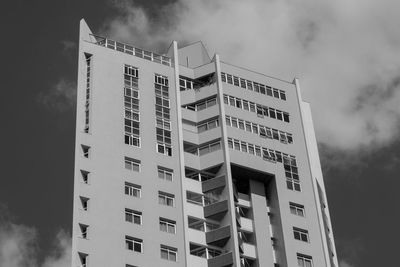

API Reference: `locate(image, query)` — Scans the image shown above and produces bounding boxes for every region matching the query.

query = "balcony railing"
[89,34,172,67]
[184,141,221,156]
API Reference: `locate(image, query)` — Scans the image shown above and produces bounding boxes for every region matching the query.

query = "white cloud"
[0,221,38,267]
[37,79,76,112]
[102,0,400,152]
[340,260,356,267]
[42,230,71,267]
[0,215,71,267]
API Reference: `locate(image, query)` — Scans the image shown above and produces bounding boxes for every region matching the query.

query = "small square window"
[290,202,305,217]
[125,182,141,198]
[161,245,177,261]
[125,208,142,224]
[158,167,173,181]
[126,236,142,253]
[297,253,313,267]
[159,191,174,207]
[160,218,176,234]
[125,157,140,172]
[293,227,309,242]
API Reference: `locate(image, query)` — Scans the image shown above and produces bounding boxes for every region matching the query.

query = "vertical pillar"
[214,55,241,266]
[249,179,276,266]
[172,41,189,266]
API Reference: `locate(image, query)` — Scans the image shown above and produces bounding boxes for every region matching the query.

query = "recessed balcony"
[202,175,226,193]
[204,199,229,220]
[208,251,234,267]
[206,225,231,247]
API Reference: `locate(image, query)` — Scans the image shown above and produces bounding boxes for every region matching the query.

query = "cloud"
[102,0,400,152]
[0,207,71,267]
[340,260,356,267]
[42,230,71,267]
[37,79,76,112]
[60,40,77,52]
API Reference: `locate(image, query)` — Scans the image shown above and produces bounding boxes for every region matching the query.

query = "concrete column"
[250,179,275,266]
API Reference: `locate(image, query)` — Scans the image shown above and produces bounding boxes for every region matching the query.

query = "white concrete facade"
[71,19,338,267]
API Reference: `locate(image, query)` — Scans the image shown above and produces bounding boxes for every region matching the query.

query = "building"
[71,19,338,267]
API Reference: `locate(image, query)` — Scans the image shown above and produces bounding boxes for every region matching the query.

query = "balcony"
[208,251,234,267]
[239,217,254,232]
[180,82,218,105]
[206,225,231,247]
[241,243,257,259]
[238,193,251,208]
[202,175,226,193]
[204,199,229,220]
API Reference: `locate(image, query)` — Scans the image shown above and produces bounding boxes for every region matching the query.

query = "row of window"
[124,65,141,147]
[197,117,219,133]
[84,53,92,133]
[184,140,222,156]
[221,72,286,100]
[225,115,293,144]
[125,208,176,233]
[155,74,173,156]
[223,94,290,123]
[226,137,301,192]
[81,156,172,183]
[125,237,178,261]
[182,96,217,111]
[227,137,295,164]
[124,182,175,206]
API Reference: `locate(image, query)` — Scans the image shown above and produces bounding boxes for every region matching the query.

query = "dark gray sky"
[0,0,399,266]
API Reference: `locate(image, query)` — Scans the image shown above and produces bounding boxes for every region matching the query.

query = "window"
[188,216,219,232]
[280,90,286,100]
[179,76,193,91]
[287,177,301,192]
[273,88,280,98]
[160,218,176,234]
[84,54,92,133]
[285,162,300,191]
[126,236,142,252]
[159,191,174,206]
[283,112,290,122]
[161,245,177,261]
[124,65,139,79]
[293,227,309,242]
[81,145,90,158]
[155,74,172,157]
[78,252,88,267]
[197,118,219,133]
[297,253,313,267]
[221,72,226,82]
[125,209,142,224]
[125,182,141,197]
[158,167,173,181]
[157,143,172,156]
[80,170,89,184]
[80,196,89,211]
[125,157,140,172]
[290,202,305,217]
[155,74,169,86]
[124,73,140,147]
[79,224,88,239]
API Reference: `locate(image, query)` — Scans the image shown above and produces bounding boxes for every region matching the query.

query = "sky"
[0,0,399,266]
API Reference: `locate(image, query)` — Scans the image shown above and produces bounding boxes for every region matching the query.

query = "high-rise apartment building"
[72,19,338,267]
